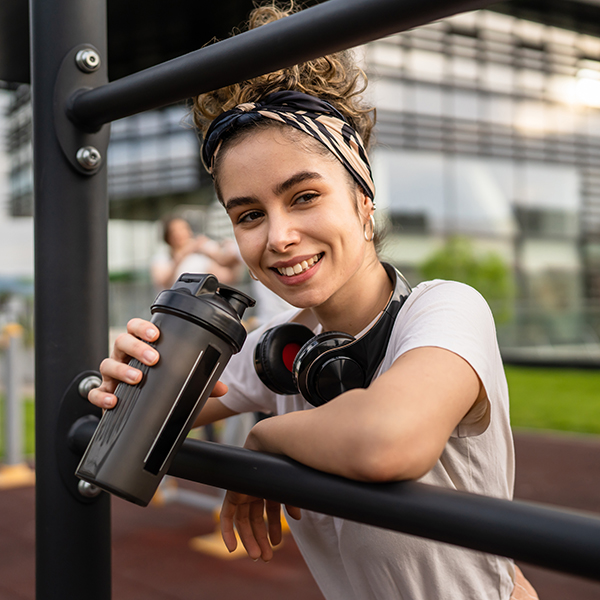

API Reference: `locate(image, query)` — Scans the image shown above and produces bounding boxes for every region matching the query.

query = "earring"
[248,268,259,281]
[363,214,375,242]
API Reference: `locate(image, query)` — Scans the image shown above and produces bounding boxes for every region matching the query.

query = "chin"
[285,290,328,310]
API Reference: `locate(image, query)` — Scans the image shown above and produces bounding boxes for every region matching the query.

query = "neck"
[312,257,393,335]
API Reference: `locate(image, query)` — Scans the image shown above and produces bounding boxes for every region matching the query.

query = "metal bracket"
[56,370,104,503]
[54,43,110,176]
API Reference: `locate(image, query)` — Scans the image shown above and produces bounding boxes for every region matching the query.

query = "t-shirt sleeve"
[218,309,299,415]
[387,280,502,437]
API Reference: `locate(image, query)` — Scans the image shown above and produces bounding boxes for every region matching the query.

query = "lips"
[275,253,323,277]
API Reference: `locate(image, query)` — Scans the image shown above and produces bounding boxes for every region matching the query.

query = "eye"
[294,192,319,205]
[237,209,264,224]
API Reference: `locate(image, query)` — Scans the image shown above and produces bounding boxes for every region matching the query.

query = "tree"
[419,236,514,323]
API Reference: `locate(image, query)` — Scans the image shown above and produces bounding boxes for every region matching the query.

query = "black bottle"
[76,273,255,506]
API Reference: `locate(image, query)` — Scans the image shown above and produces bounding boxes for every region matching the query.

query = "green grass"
[506,366,600,435]
[0,397,35,459]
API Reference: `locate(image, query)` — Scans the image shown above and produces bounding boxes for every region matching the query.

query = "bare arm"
[220,345,485,561]
[243,346,484,482]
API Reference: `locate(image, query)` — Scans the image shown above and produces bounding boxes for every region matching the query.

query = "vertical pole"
[5,324,24,466]
[29,0,111,597]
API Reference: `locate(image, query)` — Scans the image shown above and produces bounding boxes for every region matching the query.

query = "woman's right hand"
[88,318,160,410]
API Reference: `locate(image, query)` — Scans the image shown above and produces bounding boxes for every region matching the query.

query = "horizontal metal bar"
[69,0,494,131]
[168,439,600,583]
[69,421,600,582]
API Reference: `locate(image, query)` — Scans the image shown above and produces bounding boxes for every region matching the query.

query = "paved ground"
[1,431,599,600]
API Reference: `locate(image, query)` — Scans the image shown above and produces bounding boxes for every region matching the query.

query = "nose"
[266,209,301,254]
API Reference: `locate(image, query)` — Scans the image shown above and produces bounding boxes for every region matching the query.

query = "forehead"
[217,128,344,191]
[168,218,187,230]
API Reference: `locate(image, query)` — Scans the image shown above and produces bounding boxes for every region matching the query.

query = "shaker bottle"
[76,273,255,506]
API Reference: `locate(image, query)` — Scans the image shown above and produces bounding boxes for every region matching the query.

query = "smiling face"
[216,126,379,314]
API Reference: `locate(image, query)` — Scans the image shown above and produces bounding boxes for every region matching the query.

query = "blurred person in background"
[151,215,241,289]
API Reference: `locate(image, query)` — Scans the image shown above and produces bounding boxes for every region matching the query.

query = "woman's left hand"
[220,431,301,561]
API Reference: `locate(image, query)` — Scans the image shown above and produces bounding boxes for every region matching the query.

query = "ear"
[356,186,374,221]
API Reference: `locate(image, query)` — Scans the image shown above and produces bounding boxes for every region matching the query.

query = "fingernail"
[126,369,139,383]
[146,328,157,340]
[143,349,158,363]
[103,396,114,409]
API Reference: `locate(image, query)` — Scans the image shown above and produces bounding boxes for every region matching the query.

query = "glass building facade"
[362,9,600,350]
[4,5,600,351]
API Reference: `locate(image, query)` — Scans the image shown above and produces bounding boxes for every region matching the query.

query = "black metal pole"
[164,439,600,583]
[30,0,111,597]
[68,0,494,132]
[67,421,600,582]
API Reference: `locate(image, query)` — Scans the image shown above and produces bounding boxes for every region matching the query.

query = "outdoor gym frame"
[30,0,600,598]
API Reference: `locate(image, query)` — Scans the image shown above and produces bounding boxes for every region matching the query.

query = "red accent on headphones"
[282,343,301,372]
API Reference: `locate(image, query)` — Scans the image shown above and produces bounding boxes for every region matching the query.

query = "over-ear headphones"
[253,263,411,407]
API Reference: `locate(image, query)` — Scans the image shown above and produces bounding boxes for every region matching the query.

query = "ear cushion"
[254,323,314,395]
[294,331,358,406]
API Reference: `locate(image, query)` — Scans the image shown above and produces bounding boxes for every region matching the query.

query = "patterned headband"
[201,90,375,200]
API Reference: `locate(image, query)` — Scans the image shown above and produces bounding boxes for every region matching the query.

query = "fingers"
[88,378,119,409]
[211,380,229,398]
[88,318,160,410]
[247,499,274,561]
[220,494,239,554]
[121,318,159,352]
[266,500,283,546]
[112,320,159,370]
[221,494,266,560]
[285,505,302,521]
[112,333,159,366]
[220,492,276,562]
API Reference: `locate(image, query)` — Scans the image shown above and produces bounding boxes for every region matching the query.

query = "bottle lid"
[151,274,255,352]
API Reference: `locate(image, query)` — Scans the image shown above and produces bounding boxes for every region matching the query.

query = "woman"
[89,4,537,599]
[151,215,241,289]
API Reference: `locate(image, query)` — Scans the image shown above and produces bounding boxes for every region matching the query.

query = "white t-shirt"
[151,247,213,288]
[220,280,516,600]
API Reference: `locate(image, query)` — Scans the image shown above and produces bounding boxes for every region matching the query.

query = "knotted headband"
[201,90,375,200]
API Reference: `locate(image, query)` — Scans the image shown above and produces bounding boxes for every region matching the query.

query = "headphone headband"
[293,263,411,404]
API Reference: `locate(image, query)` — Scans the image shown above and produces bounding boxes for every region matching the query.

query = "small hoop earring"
[363,214,375,242]
[248,268,259,281]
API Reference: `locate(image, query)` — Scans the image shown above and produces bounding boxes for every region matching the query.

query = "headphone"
[253,263,411,407]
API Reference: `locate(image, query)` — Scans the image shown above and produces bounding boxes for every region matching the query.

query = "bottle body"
[76,274,254,507]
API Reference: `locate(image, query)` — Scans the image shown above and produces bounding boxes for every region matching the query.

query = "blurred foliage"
[0,397,35,459]
[109,270,138,283]
[419,236,515,323]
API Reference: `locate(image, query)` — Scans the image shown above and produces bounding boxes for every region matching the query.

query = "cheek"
[232,229,262,267]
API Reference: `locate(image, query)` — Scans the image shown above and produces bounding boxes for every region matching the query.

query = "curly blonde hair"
[192,1,376,150]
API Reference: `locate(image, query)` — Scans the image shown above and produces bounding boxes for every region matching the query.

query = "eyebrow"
[224,195,258,213]
[273,171,324,196]
[224,171,324,213]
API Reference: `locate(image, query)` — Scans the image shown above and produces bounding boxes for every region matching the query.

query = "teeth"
[277,254,321,277]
